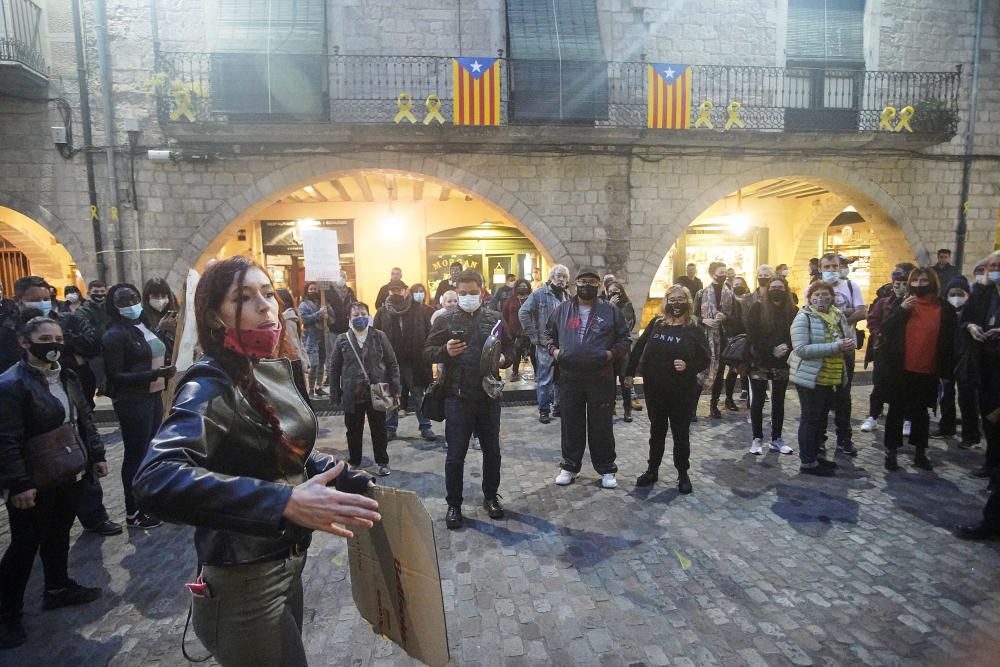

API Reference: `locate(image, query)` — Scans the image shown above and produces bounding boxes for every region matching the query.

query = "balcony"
[0,0,47,95]
[152,53,961,151]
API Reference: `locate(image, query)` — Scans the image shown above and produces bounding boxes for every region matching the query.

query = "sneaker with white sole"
[750,438,764,455]
[601,473,618,489]
[555,470,576,486]
[903,420,912,437]
[770,438,794,455]
[861,416,877,432]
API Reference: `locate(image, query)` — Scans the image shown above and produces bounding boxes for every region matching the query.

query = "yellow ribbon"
[894,105,914,132]
[89,205,98,220]
[394,93,417,124]
[694,100,714,129]
[111,206,119,222]
[963,200,969,215]
[879,106,897,131]
[423,94,445,125]
[169,87,196,123]
[724,100,745,130]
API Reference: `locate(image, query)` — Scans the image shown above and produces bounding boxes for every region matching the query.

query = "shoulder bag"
[23,398,87,489]
[347,332,398,412]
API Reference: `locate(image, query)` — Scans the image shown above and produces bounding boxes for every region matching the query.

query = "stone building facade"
[0,0,998,311]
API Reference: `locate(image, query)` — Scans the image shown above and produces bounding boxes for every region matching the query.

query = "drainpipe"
[94,0,126,283]
[71,0,106,283]
[954,0,984,271]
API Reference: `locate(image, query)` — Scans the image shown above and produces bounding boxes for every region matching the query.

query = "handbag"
[721,333,749,365]
[421,375,447,422]
[348,332,399,413]
[23,420,87,489]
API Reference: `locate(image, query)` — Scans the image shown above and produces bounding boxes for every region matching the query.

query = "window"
[210,0,327,118]
[787,0,865,67]
[506,0,608,123]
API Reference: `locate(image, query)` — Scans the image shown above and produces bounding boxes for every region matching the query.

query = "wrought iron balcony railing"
[152,53,960,135]
[0,0,45,74]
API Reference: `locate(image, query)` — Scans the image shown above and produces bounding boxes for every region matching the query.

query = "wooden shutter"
[787,0,864,65]
[506,0,608,123]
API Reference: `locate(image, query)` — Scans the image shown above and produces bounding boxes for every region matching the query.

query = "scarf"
[810,306,844,386]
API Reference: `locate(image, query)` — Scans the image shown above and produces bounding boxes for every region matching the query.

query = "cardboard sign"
[348,486,449,667]
[302,228,340,282]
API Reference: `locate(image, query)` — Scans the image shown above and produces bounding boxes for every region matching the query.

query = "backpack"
[721,333,749,365]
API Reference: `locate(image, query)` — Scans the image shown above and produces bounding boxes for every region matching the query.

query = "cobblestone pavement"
[2,388,999,667]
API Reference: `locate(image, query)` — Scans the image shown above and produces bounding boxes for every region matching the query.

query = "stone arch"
[0,193,95,282]
[634,161,926,307]
[166,154,571,287]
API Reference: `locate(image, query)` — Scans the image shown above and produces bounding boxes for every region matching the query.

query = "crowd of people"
[0,246,998,660]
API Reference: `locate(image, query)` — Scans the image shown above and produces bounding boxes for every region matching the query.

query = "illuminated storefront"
[425,224,545,298]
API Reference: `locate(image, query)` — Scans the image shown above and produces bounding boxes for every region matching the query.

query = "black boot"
[623,407,633,423]
[709,402,722,419]
[0,614,26,649]
[725,397,739,412]
[678,471,693,494]
[885,449,900,471]
[913,448,933,471]
[636,469,658,487]
[445,506,463,530]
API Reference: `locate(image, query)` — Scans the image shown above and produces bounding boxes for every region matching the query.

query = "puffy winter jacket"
[788,306,851,389]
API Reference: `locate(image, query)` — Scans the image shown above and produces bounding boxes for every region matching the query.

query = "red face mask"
[223,327,280,360]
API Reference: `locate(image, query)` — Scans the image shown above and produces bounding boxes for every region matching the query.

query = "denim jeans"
[114,393,163,516]
[534,347,559,414]
[75,473,110,528]
[444,397,501,507]
[939,378,981,442]
[796,384,835,466]
[833,350,855,446]
[385,365,430,433]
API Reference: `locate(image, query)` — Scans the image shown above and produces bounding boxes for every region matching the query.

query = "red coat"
[503,294,525,337]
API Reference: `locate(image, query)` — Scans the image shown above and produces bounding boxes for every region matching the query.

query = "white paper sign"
[302,228,341,282]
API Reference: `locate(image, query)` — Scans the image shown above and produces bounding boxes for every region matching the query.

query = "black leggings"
[749,376,788,440]
[645,383,694,471]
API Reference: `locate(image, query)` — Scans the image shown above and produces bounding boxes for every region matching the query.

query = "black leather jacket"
[133,355,369,566]
[0,360,105,495]
[102,321,165,401]
[424,306,513,401]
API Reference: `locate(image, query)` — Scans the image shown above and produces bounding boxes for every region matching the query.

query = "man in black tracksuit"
[543,266,631,489]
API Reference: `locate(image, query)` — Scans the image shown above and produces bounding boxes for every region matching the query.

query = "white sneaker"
[861,417,877,433]
[472,437,481,450]
[903,420,912,437]
[770,438,794,455]
[555,470,576,486]
[750,438,764,455]
[601,473,618,489]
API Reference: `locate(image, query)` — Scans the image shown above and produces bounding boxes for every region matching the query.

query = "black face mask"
[389,294,405,306]
[714,274,727,284]
[91,294,106,303]
[29,341,64,363]
[768,290,786,303]
[577,285,599,301]
[734,286,749,296]
[911,285,933,298]
[550,283,565,296]
[668,303,689,317]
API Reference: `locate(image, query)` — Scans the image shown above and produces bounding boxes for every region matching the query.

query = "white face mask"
[458,294,480,313]
[779,270,789,277]
[947,296,967,308]
[66,293,80,303]
[149,297,169,312]
[975,274,987,285]
[839,268,850,279]
[335,276,346,287]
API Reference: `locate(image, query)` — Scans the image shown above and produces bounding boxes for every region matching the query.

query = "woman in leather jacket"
[102,283,175,530]
[0,315,107,648]
[133,257,380,667]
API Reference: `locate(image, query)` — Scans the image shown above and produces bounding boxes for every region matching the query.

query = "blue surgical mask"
[351,316,369,331]
[822,271,840,283]
[412,291,425,303]
[989,271,1000,284]
[119,303,143,320]
[26,300,52,316]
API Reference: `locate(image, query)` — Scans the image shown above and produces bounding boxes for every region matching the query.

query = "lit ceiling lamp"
[842,205,857,213]
[724,188,751,235]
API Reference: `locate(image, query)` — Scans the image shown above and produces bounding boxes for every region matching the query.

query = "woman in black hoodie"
[745,276,797,455]
[625,285,710,493]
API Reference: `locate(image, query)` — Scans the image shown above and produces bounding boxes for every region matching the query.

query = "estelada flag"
[453,57,501,126]
[647,64,691,129]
